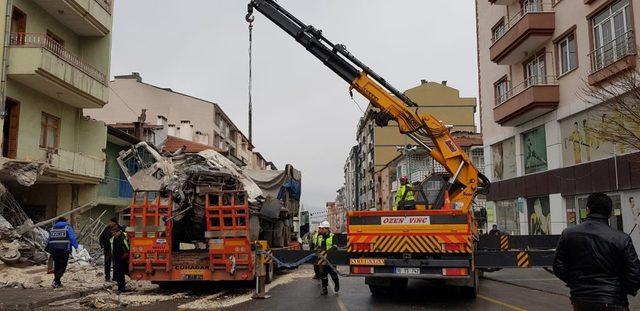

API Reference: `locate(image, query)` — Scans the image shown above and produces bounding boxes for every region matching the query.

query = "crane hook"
[246,3,255,24]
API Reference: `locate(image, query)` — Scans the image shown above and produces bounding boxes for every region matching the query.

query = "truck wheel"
[459,270,479,299]
[249,215,260,242]
[265,261,274,284]
[368,284,390,296]
[392,278,408,292]
[0,246,21,264]
[274,220,285,248]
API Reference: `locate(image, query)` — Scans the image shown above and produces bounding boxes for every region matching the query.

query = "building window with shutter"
[40,113,60,150]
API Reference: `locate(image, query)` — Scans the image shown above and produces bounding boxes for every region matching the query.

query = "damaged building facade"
[85,73,273,171]
[0,0,114,223]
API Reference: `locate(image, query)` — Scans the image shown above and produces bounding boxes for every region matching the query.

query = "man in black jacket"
[554,193,640,311]
[110,226,130,293]
[99,218,119,282]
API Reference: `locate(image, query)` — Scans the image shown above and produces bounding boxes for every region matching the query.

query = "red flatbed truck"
[126,190,274,285]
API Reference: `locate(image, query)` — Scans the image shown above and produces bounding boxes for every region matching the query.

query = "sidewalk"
[482,268,640,309]
[0,287,101,310]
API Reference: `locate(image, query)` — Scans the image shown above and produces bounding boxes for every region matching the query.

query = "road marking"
[478,294,527,311]
[336,294,348,311]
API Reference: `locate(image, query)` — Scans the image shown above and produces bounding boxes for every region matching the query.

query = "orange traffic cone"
[443,191,451,210]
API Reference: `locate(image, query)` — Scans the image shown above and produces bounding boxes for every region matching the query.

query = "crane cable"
[247,14,255,143]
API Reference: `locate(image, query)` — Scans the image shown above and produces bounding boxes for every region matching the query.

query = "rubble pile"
[0,192,49,265]
[74,291,187,309]
[0,261,157,291]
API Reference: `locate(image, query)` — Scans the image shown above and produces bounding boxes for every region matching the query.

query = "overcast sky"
[110,0,478,214]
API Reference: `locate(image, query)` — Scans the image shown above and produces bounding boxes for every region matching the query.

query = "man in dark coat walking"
[99,218,120,282]
[554,193,640,310]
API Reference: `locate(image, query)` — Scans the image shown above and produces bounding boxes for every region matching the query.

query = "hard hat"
[400,176,408,182]
[319,221,330,229]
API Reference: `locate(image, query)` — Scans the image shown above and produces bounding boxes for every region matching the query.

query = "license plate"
[395,267,420,275]
[183,274,204,280]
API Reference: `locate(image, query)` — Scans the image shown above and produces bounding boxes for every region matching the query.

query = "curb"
[481,276,570,298]
[0,287,103,311]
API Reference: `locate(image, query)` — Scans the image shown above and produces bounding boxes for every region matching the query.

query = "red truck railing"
[128,192,172,273]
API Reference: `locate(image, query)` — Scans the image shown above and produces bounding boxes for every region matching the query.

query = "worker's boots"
[320,286,328,296]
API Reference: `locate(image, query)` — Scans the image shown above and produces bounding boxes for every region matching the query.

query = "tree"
[580,67,640,151]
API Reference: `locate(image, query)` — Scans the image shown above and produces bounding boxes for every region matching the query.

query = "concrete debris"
[48,298,80,307]
[0,261,156,291]
[0,192,49,265]
[2,162,47,187]
[116,141,302,248]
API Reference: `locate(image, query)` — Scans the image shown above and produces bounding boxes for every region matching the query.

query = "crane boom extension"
[247,0,489,212]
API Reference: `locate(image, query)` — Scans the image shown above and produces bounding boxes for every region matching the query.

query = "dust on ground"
[178,266,316,309]
[0,261,156,291]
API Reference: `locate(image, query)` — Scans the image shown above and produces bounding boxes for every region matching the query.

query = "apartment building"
[343,145,360,211]
[0,0,113,222]
[355,81,477,210]
[86,73,270,170]
[477,0,640,243]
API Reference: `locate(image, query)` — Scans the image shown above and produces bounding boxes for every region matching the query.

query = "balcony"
[489,0,518,5]
[494,76,559,126]
[32,0,112,36]
[490,3,555,65]
[8,33,109,108]
[588,30,637,85]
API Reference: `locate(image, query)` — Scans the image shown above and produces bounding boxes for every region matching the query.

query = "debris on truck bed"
[117,142,301,249]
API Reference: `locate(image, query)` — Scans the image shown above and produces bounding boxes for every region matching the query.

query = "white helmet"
[319,220,330,229]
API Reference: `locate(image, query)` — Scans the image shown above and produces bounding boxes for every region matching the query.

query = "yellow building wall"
[372,82,477,171]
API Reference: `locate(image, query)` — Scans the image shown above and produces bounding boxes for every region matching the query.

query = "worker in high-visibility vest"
[316,221,339,295]
[110,226,130,293]
[393,176,415,211]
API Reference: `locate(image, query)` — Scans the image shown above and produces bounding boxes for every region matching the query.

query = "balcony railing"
[491,1,554,44]
[495,75,558,106]
[589,30,636,74]
[10,33,108,85]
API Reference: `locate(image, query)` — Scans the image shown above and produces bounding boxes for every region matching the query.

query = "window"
[591,0,632,71]
[494,77,509,105]
[492,21,505,42]
[524,54,546,87]
[46,30,64,46]
[40,113,60,149]
[522,126,548,174]
[558,33,577,75]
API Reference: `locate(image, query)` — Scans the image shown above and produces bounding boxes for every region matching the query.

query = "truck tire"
[273,220,285,248]
[282,222,290,247]
[459,270,479,299]
[367,278,407,296]
[249,215,260,242]
[368,284,389,296]
[265,261,274,284]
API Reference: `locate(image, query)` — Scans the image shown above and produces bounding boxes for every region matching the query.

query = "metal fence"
[495,75,558,107]
[9,32,108,85]
[589,30,636,74]
[491,1,554,44]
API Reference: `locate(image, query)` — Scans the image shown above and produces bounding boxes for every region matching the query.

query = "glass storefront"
[566,194,623,231]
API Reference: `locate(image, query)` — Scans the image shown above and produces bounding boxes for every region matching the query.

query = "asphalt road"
[119,267,573,311]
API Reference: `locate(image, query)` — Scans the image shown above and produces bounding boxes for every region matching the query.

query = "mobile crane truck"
[246,0,491,298]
